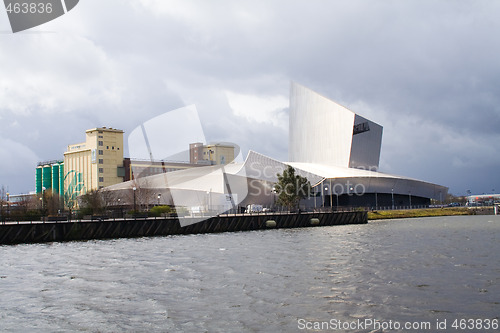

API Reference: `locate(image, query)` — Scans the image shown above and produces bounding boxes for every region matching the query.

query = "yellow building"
[190,143,235,165]
[203,144,235,165]
[64,127,125,200]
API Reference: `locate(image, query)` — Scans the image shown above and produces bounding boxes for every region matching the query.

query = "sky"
[0,0,499,196]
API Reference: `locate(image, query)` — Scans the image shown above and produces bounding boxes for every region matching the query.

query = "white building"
[104,82,448,220]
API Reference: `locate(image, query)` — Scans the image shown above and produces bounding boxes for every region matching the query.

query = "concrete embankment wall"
[0,211,367,245]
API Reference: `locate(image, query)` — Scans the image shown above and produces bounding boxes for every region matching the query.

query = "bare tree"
[100,188,120,209]
[79,189,104,216]
[133,178,157,211]
[43,189,62,216]
[0,185,7,222]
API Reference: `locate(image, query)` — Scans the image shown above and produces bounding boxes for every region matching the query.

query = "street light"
[118,198,122,218]
[312,186,317,210]
[335,190,339,211]
[272,186,276,209]
[409,191,412,209]
[40,186,46,220]
[323,185,328,208]
[157,193,161,206]
[391,188,394,210]
[329,179,333,209]
[206,190,211,213]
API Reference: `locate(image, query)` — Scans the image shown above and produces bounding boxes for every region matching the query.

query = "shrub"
[150,205,172,216]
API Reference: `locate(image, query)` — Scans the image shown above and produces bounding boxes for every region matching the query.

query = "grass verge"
[367,207,473,220]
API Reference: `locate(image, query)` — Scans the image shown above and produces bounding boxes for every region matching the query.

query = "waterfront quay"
[0,211,367,245]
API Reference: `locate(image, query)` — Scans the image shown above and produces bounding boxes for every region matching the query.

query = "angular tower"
[288,82,383,170]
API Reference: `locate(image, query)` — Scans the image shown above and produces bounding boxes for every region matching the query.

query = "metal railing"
[1,203,476,225]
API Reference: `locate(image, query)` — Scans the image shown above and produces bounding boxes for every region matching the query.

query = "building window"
[99,177,104,183]
[98,159,103,164]
[106,146,109,149]
[98,135,103,139]
[98,150,103,155]
[98,141,103,146]
[99,168,104,173]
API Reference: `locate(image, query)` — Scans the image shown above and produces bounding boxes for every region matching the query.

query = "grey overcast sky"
[1,0,499,196]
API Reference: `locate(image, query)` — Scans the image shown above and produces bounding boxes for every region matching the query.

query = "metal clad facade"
[349,115,383,170]
[289,82,355,167]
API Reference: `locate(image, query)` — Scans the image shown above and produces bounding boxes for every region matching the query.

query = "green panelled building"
[35,161,64,196]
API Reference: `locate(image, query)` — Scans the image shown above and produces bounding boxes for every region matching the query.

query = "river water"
[1,215,499,332]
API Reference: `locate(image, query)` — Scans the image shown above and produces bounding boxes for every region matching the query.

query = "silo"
[36,166,43,193]
[59,163,64,197]
[51,164,60,195]
[42,165,52,192]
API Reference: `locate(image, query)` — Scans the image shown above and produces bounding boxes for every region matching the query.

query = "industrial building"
[466,194,500,206]
[33,82,448,218]
[63,127,125,192]
[35,160,64,196]
[36,126,235,208]
[125,143,235,180]
[103,82,448,223]
[189,142,235,166]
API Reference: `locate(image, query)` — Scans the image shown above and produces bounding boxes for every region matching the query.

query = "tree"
[0,185,7,222]
[79,189,104,216]
[42,189,62,216]
[275,166,311,211]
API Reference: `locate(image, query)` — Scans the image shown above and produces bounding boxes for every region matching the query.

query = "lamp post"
[409,191,412,209]
[312,186,316,210]
[118,198,122,218]
[375,191,378,210]
[133,187,137,215]
[272,186,276,210]
[206,190,211,214]
[157,193,161,206]
[329,179,333,209]
[323,185,328,209]
[40,187,46,221]
[336,191,339,211]
[391,188,394,210]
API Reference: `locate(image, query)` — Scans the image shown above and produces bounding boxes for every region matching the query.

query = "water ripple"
[0,215,499,332]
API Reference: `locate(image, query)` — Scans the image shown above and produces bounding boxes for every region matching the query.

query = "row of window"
[132,167,184,175]
[98,141,120,150]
